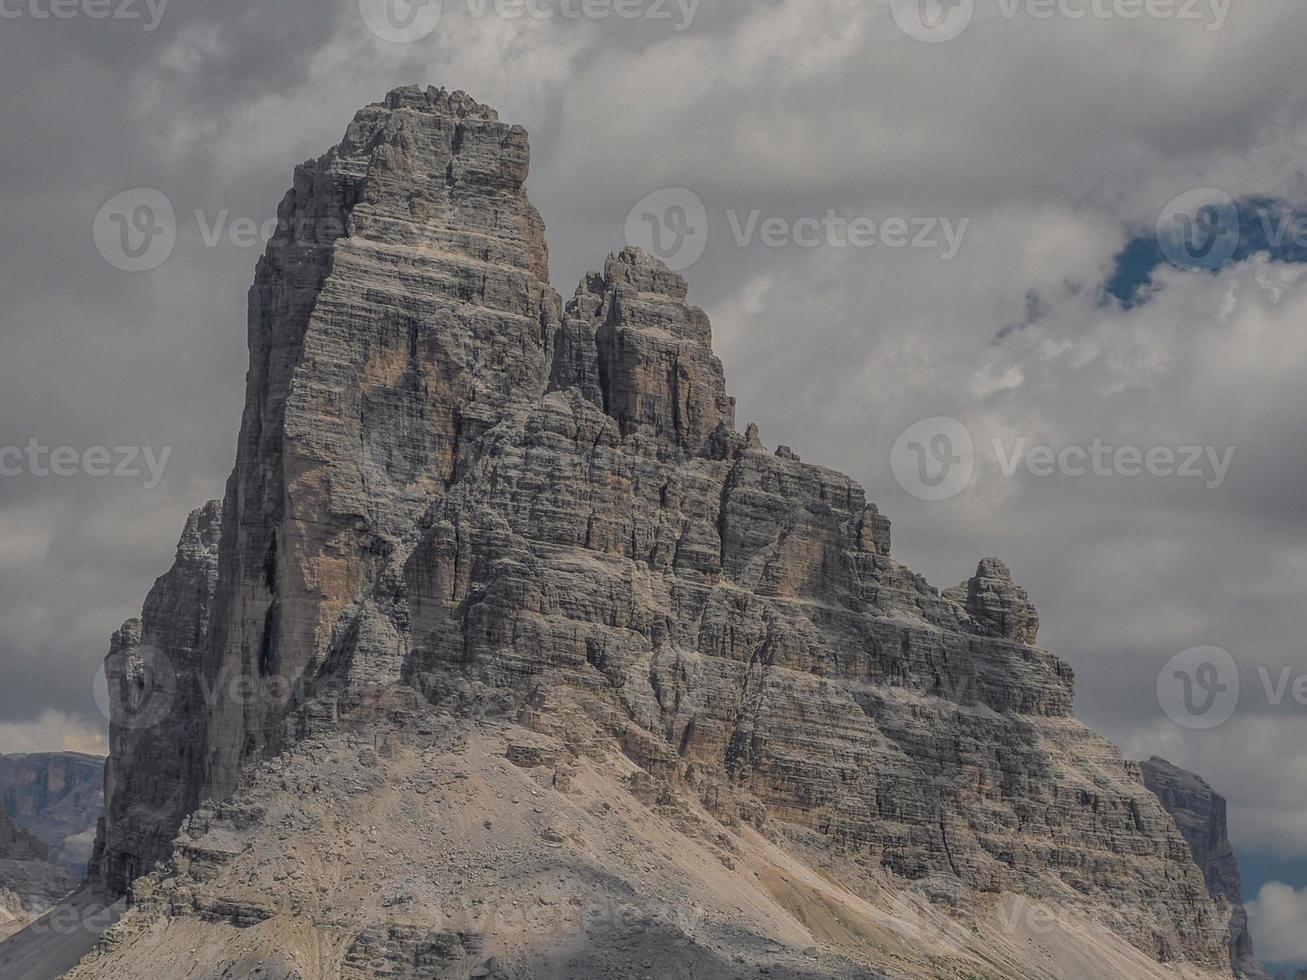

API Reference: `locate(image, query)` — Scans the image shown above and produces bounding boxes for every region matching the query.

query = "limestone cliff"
[1143,757,1265,979]
[83,86,1234,978]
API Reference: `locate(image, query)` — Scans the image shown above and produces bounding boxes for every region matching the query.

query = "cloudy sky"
[2,0,1307,969]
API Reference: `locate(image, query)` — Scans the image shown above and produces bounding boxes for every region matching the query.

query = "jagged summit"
[380,84,503,120]
[72,88,1240,979]
[944,557,1041,646]
[550,246,736,451]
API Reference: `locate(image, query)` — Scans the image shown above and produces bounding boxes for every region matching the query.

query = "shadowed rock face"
[0,805,72,939]
[1142,757,1265,979]
[0,753,104,878]
[0,810,47,864]
[92,501,221,892]
[89,85,1230,972]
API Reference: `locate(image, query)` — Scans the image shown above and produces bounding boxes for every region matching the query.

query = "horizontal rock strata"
[87,85,1232,975]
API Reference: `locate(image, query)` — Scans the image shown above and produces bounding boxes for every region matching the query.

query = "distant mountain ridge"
[0,753,104,878]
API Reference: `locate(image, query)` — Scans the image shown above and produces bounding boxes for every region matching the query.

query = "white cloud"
[1248,882,1307,964]
[0,710,106,757]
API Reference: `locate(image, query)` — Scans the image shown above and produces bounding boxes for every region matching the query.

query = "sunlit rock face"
[89,86,1231,973]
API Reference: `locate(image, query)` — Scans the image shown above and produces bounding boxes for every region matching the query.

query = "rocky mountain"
[1142,757,1267,980]
[0,754,105,878]
[0,804,72,941]
[61,85,1241,978]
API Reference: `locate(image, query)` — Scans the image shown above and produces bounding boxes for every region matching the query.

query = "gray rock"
[0,753,104,878]
[943,557,1040,645]
[1142,756,1268,979]
[86,86,1231,974]
[92,500,221,893]
[0,805,73,937]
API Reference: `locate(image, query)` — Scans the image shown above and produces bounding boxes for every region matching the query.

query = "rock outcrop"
[943,558,1041,646]
[93,500,221,893]
[0,753,104,878]
[79,86,1235,978]
[1142,757,1265,979]
[0,806,72,940]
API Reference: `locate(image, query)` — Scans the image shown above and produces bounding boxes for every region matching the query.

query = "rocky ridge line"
[84,85,1234,977]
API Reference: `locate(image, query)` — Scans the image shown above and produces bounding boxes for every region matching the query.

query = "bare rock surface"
[56,85,1240,978]
[0,753,105,878]
[1142,756,1267,979]
[68,697,1230,980]
[943,558,1041,646]
[0,804,73,940]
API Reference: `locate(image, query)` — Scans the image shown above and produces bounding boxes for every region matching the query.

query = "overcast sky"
[2,0,1307,969]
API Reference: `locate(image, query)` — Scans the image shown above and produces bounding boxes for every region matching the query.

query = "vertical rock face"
[89,86,1232,972]
[0,753,104,877]
[94,86,561,895]
[93,501,221,892]
[203,82,558,796]
[1142,756,1264,978]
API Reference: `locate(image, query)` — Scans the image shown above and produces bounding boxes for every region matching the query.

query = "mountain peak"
[77,89,1234,979]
